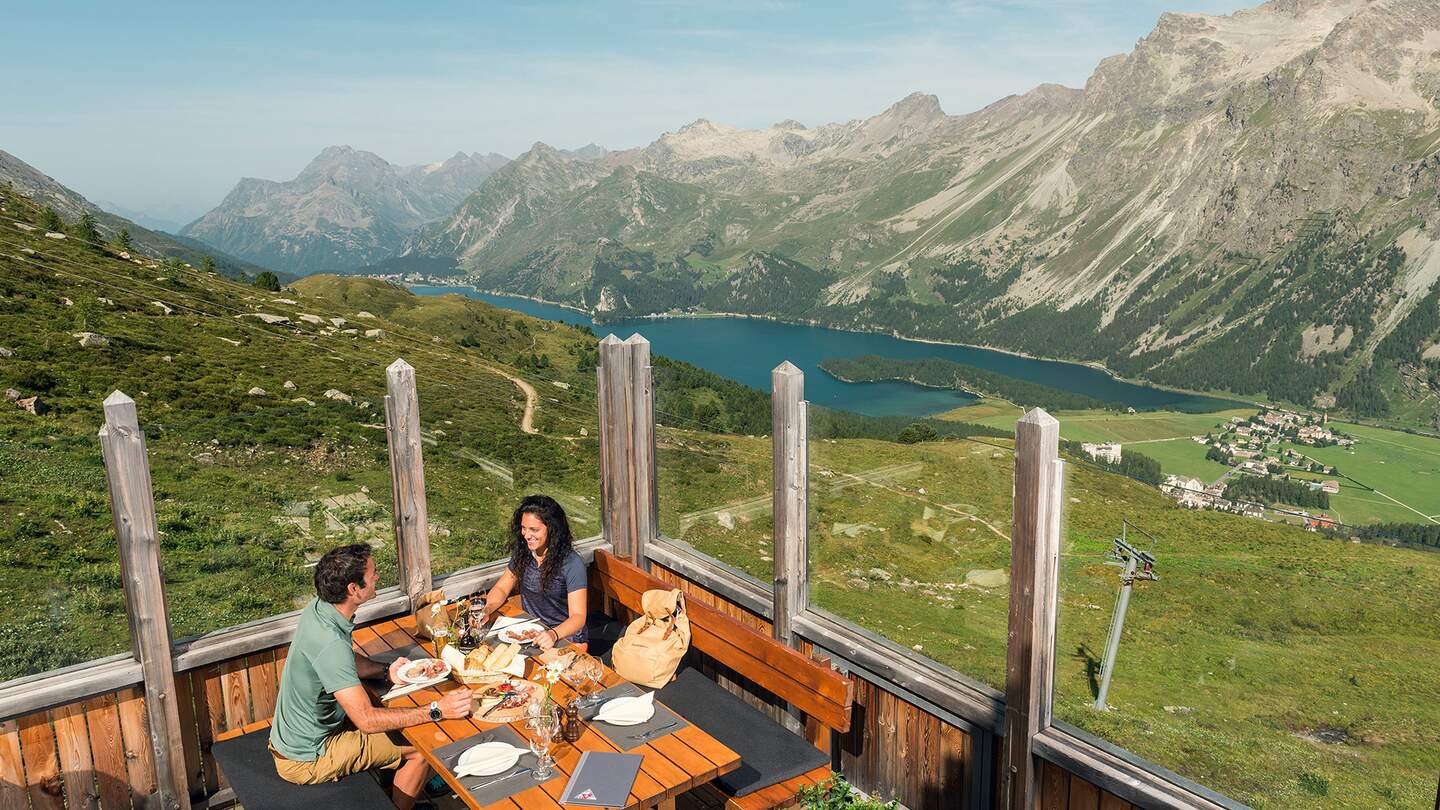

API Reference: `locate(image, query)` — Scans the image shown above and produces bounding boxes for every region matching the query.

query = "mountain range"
[180,146,511,274]
[0,148,273,280]
[381,0,1440,418]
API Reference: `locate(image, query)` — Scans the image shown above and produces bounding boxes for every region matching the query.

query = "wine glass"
[572,656,605,709]
[528,713,559,781]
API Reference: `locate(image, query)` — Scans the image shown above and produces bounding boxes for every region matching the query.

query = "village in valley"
[1083,406,1356,530]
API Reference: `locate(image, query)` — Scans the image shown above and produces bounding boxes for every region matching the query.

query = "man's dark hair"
[315,544,372,604]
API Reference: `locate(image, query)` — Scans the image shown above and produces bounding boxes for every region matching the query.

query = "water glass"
[573,656,605,709]
[528,714,558,781]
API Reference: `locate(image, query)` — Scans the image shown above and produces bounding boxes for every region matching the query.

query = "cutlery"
[465,766,532,790]
[628,721,678,742]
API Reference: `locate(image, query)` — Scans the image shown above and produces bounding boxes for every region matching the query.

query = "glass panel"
[808,424,1015,691]
[0,430,132,678]
[416,348,602,575]
[1054,463,1440,808]
[653,362,775,583]
[145,371,397,645]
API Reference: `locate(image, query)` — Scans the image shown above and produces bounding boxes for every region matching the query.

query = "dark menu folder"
[559,751,643,806]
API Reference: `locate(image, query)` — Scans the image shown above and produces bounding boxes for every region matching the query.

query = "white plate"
[456,741,521,777]
[398,658,452,684]
[594,695,655,726]
[496,622,547,645]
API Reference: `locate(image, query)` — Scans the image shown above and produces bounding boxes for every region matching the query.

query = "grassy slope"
[4,194,1438,807]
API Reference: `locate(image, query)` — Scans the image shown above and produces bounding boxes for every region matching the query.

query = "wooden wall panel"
[218,658,253,731]
[53,701,99,810]
[246,650,279,721]
[191,666,227,792]
[1037,759,1138,810]
[81,693,131,809]
[116,686,160,809]
[173,668,206,801]
[0,719,26,810]
[17,711,64,810]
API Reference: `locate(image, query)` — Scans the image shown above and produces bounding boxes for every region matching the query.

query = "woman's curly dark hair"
[508,494,574,588]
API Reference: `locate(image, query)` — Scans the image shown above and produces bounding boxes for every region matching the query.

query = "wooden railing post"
[771,361,808,647]
[1002,409,1063,810]
[626,334,658,569]
[384,359,432,608]
[99,392,191,810]
[598,335,634,560]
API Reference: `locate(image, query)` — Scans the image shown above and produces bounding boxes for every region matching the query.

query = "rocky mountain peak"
[772,119,807,131]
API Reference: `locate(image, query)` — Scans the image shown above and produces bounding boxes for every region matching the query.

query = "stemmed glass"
[571,655,606,709]
[527,712,559,781]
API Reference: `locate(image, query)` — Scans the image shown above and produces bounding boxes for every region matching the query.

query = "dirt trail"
[480,363,539,434]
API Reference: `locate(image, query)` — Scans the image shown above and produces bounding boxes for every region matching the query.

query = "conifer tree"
[201,255,216,274]
[40,206,64,232]
[254,271,281,292]
[109,228,133,251]
[73,213,102,250]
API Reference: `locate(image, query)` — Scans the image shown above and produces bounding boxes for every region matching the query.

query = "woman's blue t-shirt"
[513,549,588,643]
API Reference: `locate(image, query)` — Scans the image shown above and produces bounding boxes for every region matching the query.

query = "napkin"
[592,691,655,725]
[454,741,525,777]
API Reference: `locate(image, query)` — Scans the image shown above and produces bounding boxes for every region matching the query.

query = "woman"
[479,494,588,652]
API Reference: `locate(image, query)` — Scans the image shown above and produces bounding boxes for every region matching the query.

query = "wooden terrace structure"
[0,335,1258,809]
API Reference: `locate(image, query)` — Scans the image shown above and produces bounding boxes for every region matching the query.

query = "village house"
[1081,442,1122,464]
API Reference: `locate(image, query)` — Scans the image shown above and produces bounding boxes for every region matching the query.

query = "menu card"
[559,751,642,806]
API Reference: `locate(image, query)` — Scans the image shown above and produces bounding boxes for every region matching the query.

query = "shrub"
[798,776,897,810]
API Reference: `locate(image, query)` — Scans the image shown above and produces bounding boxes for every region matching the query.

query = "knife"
[465,766,532,790]
[629,721,678,742]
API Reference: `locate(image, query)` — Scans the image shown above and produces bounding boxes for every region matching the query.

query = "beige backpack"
[611,589,690,688]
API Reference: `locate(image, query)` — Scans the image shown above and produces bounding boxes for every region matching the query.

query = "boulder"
[329,317,347,327]
[73,332,109,348]
[162,355,173,363]
[248,313,290,325]
[340,328,358,335]
[283,380,297,390]
[44,232,66,240]
[151,301,174,316]
[16,396,46,416]
[3,389,19,401]
[364,329,384,339]
[13,222,34,232]
[20,248,34,255]
[96,298,114,306]
[272,298,299,305]
[291,397,316,406]
[323,389,353,404]
[119,251,131,259]
[298,314,325,325]
[0,347,13,358]
[248,387,268,397]
[61,297,73,307]
[354,311,376,319]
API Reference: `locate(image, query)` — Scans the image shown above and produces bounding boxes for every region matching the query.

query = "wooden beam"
[98,391,191,810]
[645,539,775,619]
[1002,408,1062,810]
[627,333,658,569]
[384,359,432,609]
[771,361,808,646]
[1032,727,1236,810]
[598,335,634,560]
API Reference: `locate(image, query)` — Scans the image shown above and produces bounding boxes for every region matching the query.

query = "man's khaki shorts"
[272,729,406,784]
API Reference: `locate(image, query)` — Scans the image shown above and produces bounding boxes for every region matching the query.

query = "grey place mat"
[581,682,688,751]
[432,725,540,805]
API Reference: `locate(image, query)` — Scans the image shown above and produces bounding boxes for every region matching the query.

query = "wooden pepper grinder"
[560,703,583,743]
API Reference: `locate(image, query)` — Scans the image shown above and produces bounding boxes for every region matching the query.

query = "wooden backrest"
[590,550,853,733]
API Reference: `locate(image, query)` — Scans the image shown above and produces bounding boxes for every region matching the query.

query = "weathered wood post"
[98,392,191,810]
[384,359,432,608]
[626,334,658,569]
[771,361,808,647]
[1002,409,1063,810]
[597,335,634,560]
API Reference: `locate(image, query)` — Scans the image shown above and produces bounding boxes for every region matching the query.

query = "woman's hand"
[535,628,559,650]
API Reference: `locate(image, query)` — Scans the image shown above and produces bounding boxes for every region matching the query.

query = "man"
[270,543,471,809]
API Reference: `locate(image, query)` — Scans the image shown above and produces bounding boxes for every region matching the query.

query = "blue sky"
[0,0,1250,223]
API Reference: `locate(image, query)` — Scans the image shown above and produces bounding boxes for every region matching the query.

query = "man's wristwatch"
[428,700,442,722]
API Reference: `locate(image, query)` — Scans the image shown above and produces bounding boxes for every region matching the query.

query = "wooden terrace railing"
[0,337,1256,810]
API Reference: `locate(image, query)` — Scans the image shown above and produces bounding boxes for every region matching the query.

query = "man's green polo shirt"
[269,597,362,760]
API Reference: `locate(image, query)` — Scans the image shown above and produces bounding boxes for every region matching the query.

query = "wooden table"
[353,608,740,810]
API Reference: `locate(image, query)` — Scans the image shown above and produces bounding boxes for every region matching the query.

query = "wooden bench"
[590,550,854,810]
[211,720,393,809]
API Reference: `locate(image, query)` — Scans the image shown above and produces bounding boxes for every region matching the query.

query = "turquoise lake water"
[412,285,1241,418]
